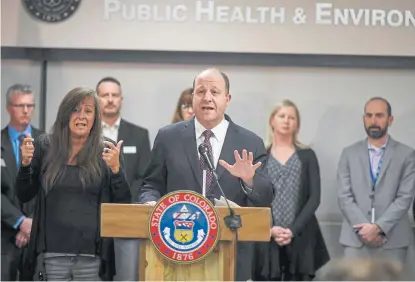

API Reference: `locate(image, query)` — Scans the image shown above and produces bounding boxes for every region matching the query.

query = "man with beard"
[337,97,415,264]
[96,77,151,281]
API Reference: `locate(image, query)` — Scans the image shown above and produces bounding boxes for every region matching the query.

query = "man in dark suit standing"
[1,84,44,281]
[139,68,274,281]
[96,77,151,281]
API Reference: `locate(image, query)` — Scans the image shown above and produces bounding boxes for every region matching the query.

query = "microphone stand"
[198,143,242,280]
[199,144,242,231]
[209,169,241,281]
[210,169,242,232]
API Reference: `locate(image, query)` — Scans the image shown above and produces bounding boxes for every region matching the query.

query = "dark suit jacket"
[252,148,330,280]
[138,115,274,281]
[116,119,151,202]
[1,126,43,245]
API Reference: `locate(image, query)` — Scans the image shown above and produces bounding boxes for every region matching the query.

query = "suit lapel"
[181,119,203,190]
[1,128,18,179]
[216,121,238,181]
[359,140,372,190]
[376,138,395,185]
[117,119,129,143]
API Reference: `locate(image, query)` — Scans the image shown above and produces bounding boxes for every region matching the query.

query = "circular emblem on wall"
[148,191,220,264]
[22,0,81,23]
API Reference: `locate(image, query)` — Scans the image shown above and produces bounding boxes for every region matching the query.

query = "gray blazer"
[337,137,415,249]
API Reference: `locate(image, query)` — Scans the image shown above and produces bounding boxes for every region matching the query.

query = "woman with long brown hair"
[16,87,131,281]
[171,87,194,123]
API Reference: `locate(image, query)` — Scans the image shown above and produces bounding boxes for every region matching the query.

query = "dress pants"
[344,245,408,264]
[1,241,20,281]
[113,238,140,281]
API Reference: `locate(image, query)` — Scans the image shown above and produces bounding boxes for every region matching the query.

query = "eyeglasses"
[10,103,35,109]
[181,104,192,110]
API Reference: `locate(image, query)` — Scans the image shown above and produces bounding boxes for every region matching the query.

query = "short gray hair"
[6,84,34,105]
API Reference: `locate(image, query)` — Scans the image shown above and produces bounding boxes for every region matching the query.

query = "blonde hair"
[266,99,307,150]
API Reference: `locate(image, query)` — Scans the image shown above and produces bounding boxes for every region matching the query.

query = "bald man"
[139,68,273,281]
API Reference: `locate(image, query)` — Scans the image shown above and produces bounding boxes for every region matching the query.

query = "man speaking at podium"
[138,68,273,281]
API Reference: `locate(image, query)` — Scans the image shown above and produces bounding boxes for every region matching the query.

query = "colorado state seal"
[22,0,82,23]
[149,191,220,264]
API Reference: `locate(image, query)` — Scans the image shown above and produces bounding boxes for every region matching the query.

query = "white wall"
[1,59,42,129]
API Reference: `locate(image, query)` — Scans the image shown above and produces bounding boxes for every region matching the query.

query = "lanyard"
[368,148,385,188]
[368,140,387,223]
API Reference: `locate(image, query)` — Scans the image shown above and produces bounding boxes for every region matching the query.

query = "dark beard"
[365,126,388,139]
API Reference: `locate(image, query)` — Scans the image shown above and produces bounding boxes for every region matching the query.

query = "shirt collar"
[368,135,389,151]
[102,117,121,129]
[194,117,229,143]
[8,124,32,141]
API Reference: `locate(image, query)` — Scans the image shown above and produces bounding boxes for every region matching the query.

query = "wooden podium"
[101,204,271,281]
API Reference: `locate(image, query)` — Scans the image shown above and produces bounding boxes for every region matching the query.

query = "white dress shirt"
[194,117,252,195]
[194,117,229,169]
[102,117,121,142]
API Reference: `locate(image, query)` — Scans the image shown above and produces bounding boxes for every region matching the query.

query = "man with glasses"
[1,84,44,281]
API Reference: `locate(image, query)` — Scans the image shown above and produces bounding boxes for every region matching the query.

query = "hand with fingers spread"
[218,149,262,187]
[102,140,123,174]
[21,133,35,167]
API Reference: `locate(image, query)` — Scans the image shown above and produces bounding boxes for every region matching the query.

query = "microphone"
[198,144,242,232]
[198,143,215,172]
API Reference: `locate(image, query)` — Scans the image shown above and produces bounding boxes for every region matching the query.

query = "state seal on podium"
[148,191,220,264]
